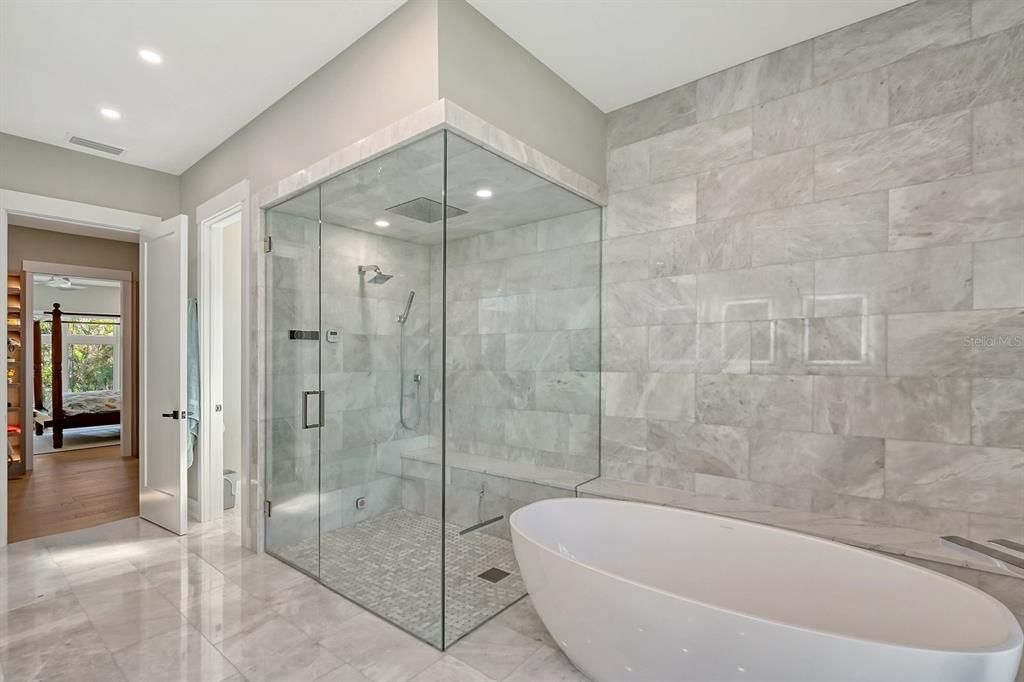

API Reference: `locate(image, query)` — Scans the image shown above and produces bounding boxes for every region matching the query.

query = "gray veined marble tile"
[885,440,1024,517]
[748,193,889,267]
[607,81,697,150]
[535,209,601,251]
[814,110,972,200]
[973,378,1024,447]
[601,415,648,463]
[648,324,698,372]
[603,275,697,327]
[506,332,569,371]
[976,239,1024,310]
[696,41,813,121]
[602,371,695,422]
[535,372,599,414]
[813,245,973,317]
[649,109,753,180]
[649,219,752,277]
[698,148,814,221]
[696,321,751,374]
[889,25,1024,124]
[605,175,697,238]
[812,375,972,443]
[753,70,889,155]
[647,420,749,479]
[694,473,815,511]
[601,233,652,284]
[889,168,1024,250]
[807,315,887,376]
[697,262,813,322]
[749,429,885,498]
[535,287,599,331]
[505,410,570,453]
[974,98,1024,172]
[696,374,813,431]
[972,0,1024,37]
[887,309,1024,378]
[811,494,970,536]
[602,326,649,372]
[478,295,534,334]
[750,318,809,375]
[812,0,971,85]
[477,223,538,262]
[607,139,650,192]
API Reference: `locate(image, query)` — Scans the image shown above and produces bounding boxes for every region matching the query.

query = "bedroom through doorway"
[6,223,139,541]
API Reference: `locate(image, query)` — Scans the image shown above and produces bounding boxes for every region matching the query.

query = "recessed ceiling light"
[374,219,390,228]
[475,188,493,199]
[138,49,163,64]
[100,108,122,120]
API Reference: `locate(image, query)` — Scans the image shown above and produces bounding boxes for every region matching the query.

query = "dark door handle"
[161,410,181,419]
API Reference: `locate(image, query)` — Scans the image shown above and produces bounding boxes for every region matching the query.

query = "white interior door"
[140,215,188,534]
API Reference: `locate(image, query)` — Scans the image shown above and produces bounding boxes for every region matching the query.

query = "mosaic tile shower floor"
[279,509,525,647]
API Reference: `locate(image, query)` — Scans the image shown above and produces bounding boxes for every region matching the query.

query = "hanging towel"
[186,297,200,468]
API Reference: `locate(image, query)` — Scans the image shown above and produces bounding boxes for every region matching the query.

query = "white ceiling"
[0,0,910,176]
[0,0,404,174]
[467,0,912,112]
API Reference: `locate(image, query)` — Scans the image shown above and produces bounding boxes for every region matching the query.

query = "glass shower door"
[264,186,323,577]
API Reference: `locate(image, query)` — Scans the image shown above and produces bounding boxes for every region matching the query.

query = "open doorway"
[191,197,246,527]
[6,226,139,542]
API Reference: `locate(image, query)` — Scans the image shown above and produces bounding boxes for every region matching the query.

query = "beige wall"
[178,0,440,222]
[438,0,607,186]
[8,225,139,276]
[0,133,180,219]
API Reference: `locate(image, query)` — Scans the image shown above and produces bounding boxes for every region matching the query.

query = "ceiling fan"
[44,276,86,290]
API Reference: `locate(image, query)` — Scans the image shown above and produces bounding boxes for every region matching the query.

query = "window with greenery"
[39,318,119,409]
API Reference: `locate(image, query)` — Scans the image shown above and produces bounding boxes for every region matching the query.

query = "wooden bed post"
[51,303,63,449]
[32,320,42,412]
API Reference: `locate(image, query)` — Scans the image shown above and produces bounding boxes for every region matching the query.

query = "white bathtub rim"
[510,497,1024,657]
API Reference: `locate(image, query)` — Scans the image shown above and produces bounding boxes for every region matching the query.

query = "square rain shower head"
[386,197,467,223]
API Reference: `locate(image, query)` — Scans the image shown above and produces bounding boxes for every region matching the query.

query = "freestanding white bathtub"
[510,498,1023,682]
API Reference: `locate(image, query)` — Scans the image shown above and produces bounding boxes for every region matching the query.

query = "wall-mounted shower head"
[358,264,393,284]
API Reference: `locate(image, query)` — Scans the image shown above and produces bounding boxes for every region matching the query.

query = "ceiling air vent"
[68,136,124,156]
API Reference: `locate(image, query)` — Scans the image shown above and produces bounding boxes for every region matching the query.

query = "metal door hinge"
[264,500,272,517]
[263,236,273,253]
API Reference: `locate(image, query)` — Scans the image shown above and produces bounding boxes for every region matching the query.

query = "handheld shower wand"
[397,290,416,324]
[398,290,420,430]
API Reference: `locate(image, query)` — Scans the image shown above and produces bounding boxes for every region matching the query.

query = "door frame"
[22,261,135,467]
[0,189,160,547]
[196,181,251,527]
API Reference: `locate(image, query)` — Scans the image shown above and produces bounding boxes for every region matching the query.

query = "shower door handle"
[301,390,325,429]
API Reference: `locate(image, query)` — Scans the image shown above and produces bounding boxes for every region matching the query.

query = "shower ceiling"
[271,133,595,244]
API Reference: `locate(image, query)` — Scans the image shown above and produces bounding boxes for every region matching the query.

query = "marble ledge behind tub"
[577,477,1024,581]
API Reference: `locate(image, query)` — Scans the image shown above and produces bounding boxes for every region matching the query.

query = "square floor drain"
[478,567,511,583]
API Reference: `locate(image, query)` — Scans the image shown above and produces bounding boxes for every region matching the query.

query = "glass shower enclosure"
[264,130,601,648]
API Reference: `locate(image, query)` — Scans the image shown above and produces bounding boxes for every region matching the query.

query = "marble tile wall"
[602,0,1024,540]
[429,209,603,477]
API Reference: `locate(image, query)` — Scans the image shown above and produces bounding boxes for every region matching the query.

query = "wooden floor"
[7,445,138,543]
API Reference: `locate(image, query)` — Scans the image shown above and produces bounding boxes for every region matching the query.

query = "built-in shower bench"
[399,446,596,493]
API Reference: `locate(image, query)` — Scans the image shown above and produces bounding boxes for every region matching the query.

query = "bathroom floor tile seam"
[0,514,587,682]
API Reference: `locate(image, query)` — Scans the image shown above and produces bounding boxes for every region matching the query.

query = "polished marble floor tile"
[112,623,239,682]
[0,516,585,682]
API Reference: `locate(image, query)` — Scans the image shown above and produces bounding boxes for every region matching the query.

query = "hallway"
[6,445,138,542]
